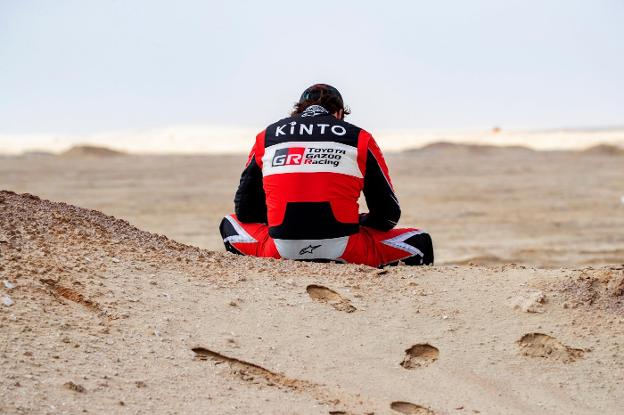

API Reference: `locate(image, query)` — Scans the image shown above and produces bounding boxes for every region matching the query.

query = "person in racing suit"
[219,83,433,267]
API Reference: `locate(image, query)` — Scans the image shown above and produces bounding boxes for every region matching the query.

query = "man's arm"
[360,134,401,231]
[234,137,268,224]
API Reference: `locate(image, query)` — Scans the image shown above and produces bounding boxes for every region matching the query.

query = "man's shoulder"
[336,117,362,129]
[338,119,370,136]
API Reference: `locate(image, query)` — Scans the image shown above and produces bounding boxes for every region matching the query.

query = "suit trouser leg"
[219,214,280,259]
[341,227,434,267]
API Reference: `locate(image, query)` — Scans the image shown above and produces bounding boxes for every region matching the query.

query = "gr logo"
[272,147,305,166]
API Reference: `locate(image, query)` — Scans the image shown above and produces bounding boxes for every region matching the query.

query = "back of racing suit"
[219,105,433,267]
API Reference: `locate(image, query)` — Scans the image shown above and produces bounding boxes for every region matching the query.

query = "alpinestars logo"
[299,244,321,255]
[271,147,346,167]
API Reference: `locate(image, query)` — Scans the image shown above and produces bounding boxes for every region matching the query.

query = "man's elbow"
[235,203,267,224]
[235,206,255,223]
[361,206,401,231]
[389,206,401,229]
[383,206,401,231]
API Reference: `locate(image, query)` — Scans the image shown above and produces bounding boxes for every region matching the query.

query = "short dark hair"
[291,84,351,117]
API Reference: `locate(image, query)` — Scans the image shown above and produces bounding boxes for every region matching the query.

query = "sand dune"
[1,191,623,414]
[60,145,126,158]
[405,142,536,155]
[579,144,624,156]
[405,141,624,156]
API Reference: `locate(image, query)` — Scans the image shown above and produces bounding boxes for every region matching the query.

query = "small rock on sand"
[2,296,14,307]
[63,381,86,393]
[510,291,546,313]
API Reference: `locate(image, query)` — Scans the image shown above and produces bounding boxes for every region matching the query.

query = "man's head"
[291,83,351,120]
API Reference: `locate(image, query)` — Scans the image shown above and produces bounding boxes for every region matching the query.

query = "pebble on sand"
[3,296,14,307]
[3,280,15,289]
[510,291,546,313]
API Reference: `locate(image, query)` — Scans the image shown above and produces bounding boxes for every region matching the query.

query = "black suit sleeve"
[360,148,401,231]
[234,156,268,224]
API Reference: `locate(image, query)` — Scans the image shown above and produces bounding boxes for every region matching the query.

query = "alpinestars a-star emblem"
[299,244,321,255]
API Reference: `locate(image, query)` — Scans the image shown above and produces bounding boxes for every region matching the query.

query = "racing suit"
[219,105,433,267]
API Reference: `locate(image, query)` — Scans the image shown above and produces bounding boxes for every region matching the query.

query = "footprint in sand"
[306,284,356,313]
[400,344,439,369]
[192,347,363,412]
[517,333,585,363]
[390,401,436,414]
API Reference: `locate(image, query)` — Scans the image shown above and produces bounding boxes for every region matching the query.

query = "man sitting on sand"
[219,84,433,267]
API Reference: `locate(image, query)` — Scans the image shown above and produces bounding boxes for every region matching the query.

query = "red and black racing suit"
[219,105,433,267]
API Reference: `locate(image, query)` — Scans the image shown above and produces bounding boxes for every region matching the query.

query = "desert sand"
[1,145,624,414]
[1,144,623,266]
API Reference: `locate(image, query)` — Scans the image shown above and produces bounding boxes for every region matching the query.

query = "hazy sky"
[1,0,623,134]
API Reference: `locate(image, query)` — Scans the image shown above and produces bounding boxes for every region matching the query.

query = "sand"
[1,146,624,414]
[1,145,623,266]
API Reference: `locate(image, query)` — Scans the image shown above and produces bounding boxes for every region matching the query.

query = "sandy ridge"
[1,191,624,414]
